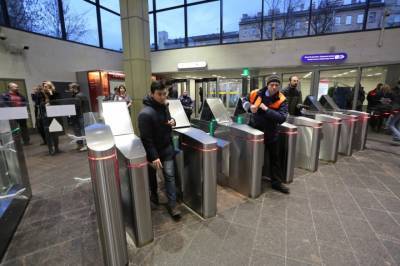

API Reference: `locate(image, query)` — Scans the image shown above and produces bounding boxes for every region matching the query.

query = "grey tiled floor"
[1,135,400,266]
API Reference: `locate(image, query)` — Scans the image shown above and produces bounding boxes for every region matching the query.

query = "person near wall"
[114,85,132,109]
[40,81,61,155]
[242,75,290,194]
[376,84,393,132]
[31,85,47,145]
[178,90,193,120]
[69,83,90,151]
[138,81,181,219]
[165,80,178,99]
[198,86,204,112]
[1,82,31,145]
[367,83,383,131]
[389,81,400,142]
[281,75,303,116]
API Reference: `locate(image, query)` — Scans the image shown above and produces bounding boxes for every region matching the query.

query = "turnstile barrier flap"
[85,123,115,152]
[168,100,191,129]
[102,101,134,136]
[319,95,340,111]
[287,116,323,128]
[174,127,217,149]
[205,98,232,124]
[114,134,147,164]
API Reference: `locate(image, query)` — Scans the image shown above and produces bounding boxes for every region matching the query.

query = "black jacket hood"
[143,95,168,109]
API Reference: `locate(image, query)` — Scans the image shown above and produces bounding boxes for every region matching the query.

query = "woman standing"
[114,85,132,108]
[40,81,61,155]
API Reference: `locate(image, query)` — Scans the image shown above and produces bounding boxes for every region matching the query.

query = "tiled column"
[119,0,152,131]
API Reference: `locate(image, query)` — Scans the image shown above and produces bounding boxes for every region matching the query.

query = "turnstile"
[286,116,322,172]
[101,102,153,247]
[277,123,298,183]
[85,123,128,266]
[168,100,218,218]
[193,98,264,198]
[320,95,368,151]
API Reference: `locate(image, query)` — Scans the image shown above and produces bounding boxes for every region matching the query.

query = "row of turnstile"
[84,95,369,266]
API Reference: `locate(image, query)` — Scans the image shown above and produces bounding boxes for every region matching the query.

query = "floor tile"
[362,208,400,242]
[349,188,383,210]
[372,192,400,214]
[319,244,358,266]
[250,250,285,266]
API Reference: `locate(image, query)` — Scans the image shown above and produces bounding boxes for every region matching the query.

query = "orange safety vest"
[249,89,286,110]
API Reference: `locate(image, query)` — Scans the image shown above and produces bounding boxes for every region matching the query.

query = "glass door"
[218,78,242,110]
[282,72,313,100]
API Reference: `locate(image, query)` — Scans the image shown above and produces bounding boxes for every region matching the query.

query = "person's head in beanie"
[266,74,281,96]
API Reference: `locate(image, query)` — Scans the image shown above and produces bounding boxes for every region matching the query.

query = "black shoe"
[49,149,56,156]
[167,205,181,219]
[271,182,290,194]
[150,194,159,206]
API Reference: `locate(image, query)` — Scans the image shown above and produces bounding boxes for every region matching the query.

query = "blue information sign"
[301,53,348,64]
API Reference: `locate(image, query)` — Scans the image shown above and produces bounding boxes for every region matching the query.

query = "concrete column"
[119,0,152,131]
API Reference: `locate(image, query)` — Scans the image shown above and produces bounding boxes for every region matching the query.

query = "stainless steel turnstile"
[277,123,297,183]
[101,102,153,247]
[193,98,264,198]
[286,116,322,172]
[319,95,369,151]
[169,100,218,218]
[85,123,128,266]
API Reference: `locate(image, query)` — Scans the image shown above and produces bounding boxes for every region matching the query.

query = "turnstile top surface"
[85,123,115,151]
[174,127,217,148]
[315,114,342,123]
[345,110,369,117]
[102,101,134,136]
[168,100,191,129]
[221,123,264,139]
[279,122,298,132]
[206,98,232,124]
[332,112,358,121]
[114,134,147,162]
[287,116,323,127]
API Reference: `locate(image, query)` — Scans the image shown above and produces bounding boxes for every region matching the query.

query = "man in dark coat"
[138,81,181,218]
[243,75,290,194]
[281,75,303,116]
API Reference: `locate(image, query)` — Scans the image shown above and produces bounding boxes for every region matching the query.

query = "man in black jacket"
[281,75,302,116]
[138,81,181,218]
[243,75,290,194]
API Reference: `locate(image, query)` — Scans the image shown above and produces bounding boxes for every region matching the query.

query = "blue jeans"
[389,112,400,140]
[148,160,177,208]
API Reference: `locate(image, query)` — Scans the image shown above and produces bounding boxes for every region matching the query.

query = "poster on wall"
[318,80,329,100]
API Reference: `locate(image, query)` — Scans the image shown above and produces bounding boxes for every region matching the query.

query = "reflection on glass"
[310,0,366,35]
[156,0,183,10]
[63,0,99,46]
[188,1,220,46]
[319,69,358,109]
[263,0,310,39]
[367,0,400,29]
[101,10,122,51]
[219,79,242,109]
[100,0,120,13]
[223,0,262,43]
[157,8,185,49]
[149,14,155,50]
[7,0,62,37]
[282,72,313,98]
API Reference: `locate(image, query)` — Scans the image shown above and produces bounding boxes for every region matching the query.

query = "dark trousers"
[263,140,283,184]
[71,116,84,145]
[16,119,30,144]
[148,160,177,208]
[36,118,46,143]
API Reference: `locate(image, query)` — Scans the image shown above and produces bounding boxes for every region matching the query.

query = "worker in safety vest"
[242,74,290,194]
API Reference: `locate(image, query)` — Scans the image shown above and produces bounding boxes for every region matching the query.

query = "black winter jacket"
[281,85,302,116]
[138,95,175,162]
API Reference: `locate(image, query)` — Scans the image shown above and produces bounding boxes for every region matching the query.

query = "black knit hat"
[266,74,281,85]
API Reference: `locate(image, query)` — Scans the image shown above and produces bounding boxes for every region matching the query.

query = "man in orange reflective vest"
[243,74,290,194]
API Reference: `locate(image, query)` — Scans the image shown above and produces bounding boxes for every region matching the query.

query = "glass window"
[264,0,310,39]
[188,1,220,46]
[149,0,153,12]
[187,0,205,3]
[7,0,62,37]
[367,0,400,29]
[223,0,261,43]
[101,10,122,51]
[282,72,313,99]
[0,5,4,25]
[357,14,364,24]
[335,16,341,25]
[63,0,99,46]
[346,15,352,24]
[156,0,183,10]
[318,68,358,109]
[310,0,365,35]
[149,14,155,50]
[157,8,185,49]
[100,0,120,13]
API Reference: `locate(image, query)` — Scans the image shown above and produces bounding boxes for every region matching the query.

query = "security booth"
[192,98,264,198]
[319,95,368,151]
[101,101,153,247]
[168,100,218,219]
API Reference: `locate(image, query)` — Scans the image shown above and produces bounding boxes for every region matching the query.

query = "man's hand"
[250,105,258,113]
[260,103,269,111]
[167,119,176,127]
[152,159,163,169]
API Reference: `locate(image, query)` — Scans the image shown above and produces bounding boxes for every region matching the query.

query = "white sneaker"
[79,146,88,152]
